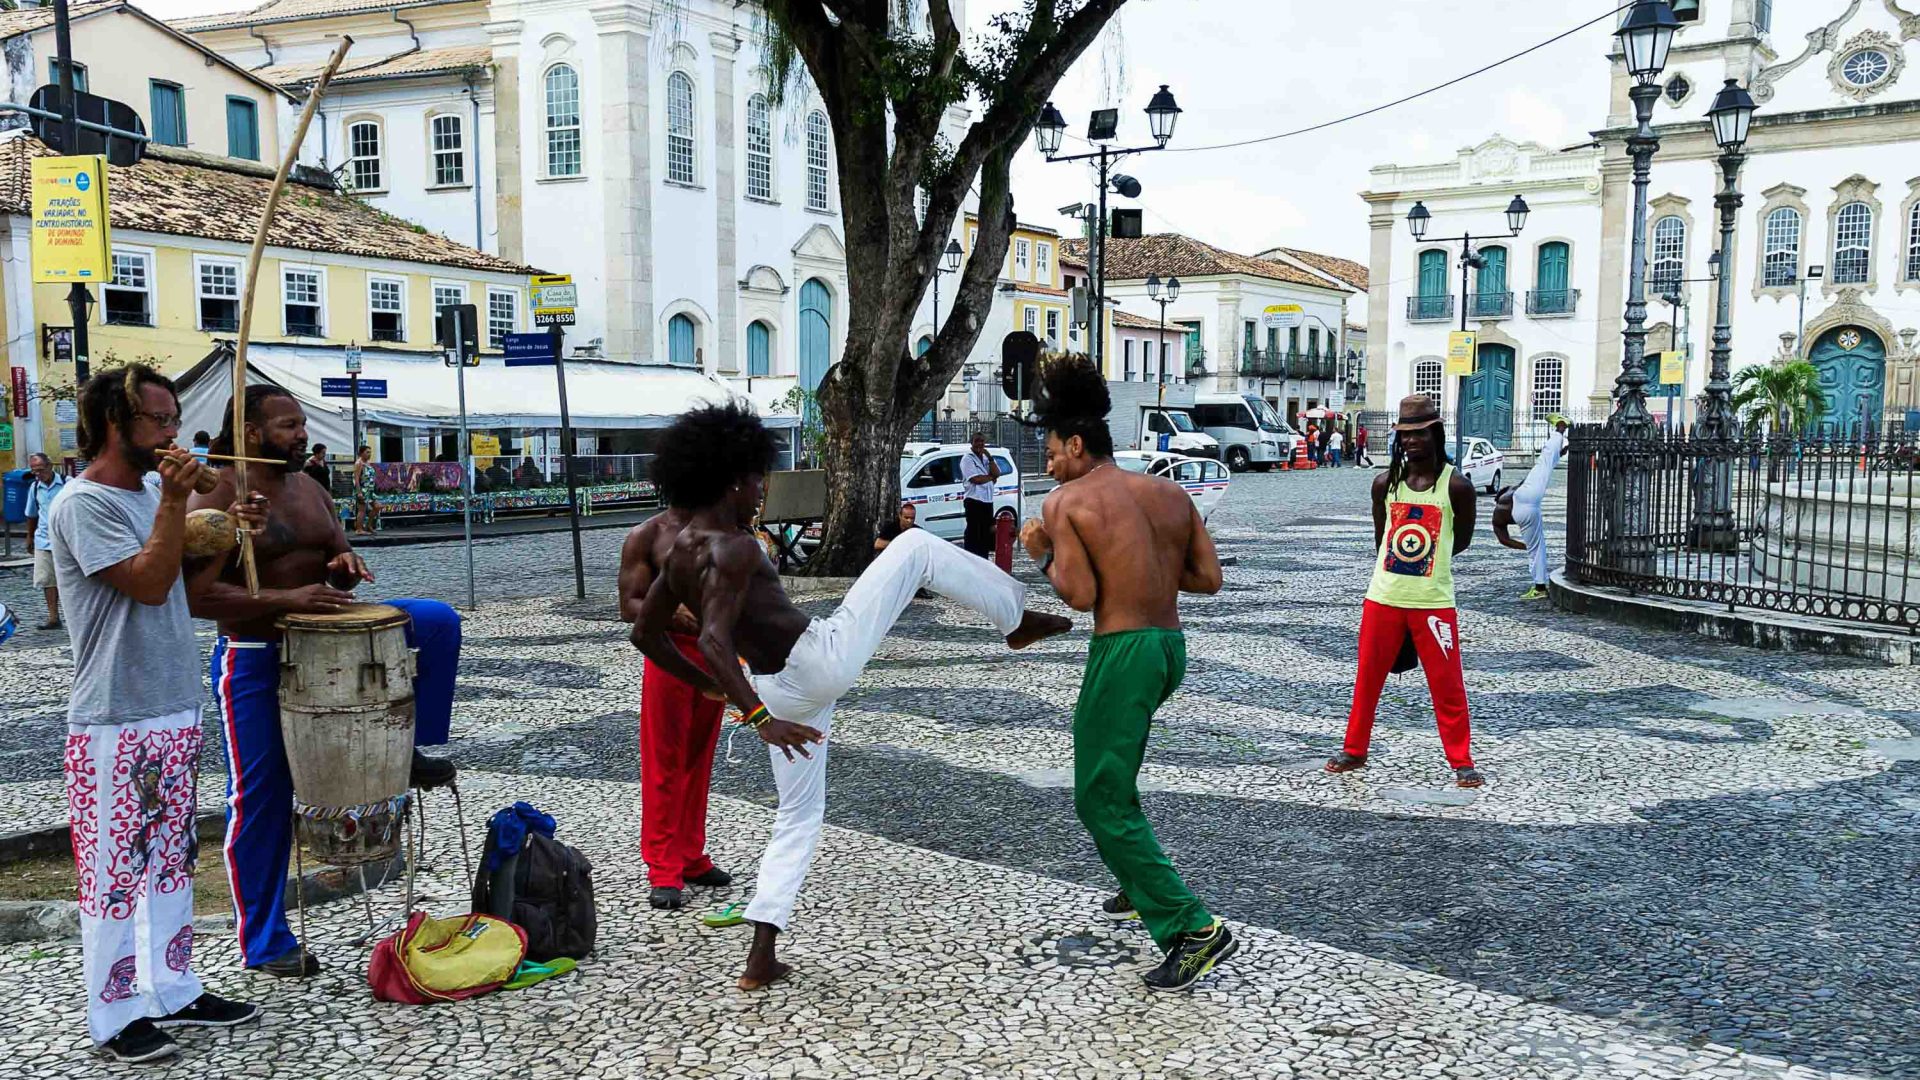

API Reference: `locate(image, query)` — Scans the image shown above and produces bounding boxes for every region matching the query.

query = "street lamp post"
[1692,77,1757,548]
[1147,273,1179,400]
[1604,0,1681,576]
[1036,86,1182,378]
[1655,253,1720,432]
[1403,193,1531,463]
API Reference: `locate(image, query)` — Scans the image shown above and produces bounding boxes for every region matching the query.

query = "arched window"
[745,94,773,200]
[347,120,383,192]
[1531,356,1565,421]
[544,64,582,177]
[1651,215,1685,294]
[805,111,831,212]
[668,313,697,366]
[1413,358,1444,405]
[666,71,696,185]
[1763,207,1800,287]
[1832,201,1872,284]
[799,278,832,391]
[1414,249,1448,320]
[1906,201,1920,282]
[747,320,771,377]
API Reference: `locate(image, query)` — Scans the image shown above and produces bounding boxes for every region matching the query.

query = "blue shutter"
[226,97,259,160]
[799,279,832,393]
[1537,242,1569,294]
[747,320,771,376]
[150,82,185,147]
[1417,250,1447,297]
[669,314,696,366]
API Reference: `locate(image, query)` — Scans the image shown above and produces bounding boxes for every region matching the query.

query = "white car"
[1111,450,1232,522]
[898,443,1023,543]
[1457,437,1506,494]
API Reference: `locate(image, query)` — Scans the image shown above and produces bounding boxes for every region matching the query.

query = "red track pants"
[1342,600,1475,769]
[639,635,726,888]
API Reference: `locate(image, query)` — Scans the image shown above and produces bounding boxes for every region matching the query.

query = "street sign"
[503,331,554,367]
[1328,387,1346,412]
[438,304,480,366]
[471,434,500,457]
[28,85,148,166]
[11,368,27,417]
[1658,350,1685,385]
[1261,304,1305,330]
[30,155,111,283]
[531,274,576,327]
[1445,331,1477,377]
[321,377,386,398]
[344,344,363,373]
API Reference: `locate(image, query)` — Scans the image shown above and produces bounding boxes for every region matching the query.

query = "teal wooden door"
[1462,343,1515,445]
[1809,327,1886,435]
[1474,246,1508,317]
[799,279,832,393]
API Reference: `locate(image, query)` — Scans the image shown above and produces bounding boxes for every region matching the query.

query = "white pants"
[743,528,1027,930]
[1510,430,1567,586]
[65,710,206,1044]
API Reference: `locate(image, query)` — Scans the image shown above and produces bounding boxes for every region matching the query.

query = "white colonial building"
[1363,137,1605,445]
[1365,0,1920,446]
[180,0,969,412]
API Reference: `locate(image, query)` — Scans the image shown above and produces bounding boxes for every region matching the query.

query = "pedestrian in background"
[189,431,211,465]
[1305,421,1320,465]
[24,452,67,629]
[960,433,1001,559]
[302,444,331,490]
[1327,428,1344,468]
[1355,426,1375,469]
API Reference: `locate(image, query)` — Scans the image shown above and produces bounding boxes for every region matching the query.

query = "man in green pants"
[1019,354,1236,991]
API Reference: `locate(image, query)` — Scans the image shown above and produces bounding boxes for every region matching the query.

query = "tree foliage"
[1732,361,1828,435]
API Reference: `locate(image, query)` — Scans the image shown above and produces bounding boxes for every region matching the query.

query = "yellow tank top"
[1366,465,1457,609]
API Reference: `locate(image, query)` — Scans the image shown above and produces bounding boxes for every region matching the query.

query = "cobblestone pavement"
[3,467,1917,1079]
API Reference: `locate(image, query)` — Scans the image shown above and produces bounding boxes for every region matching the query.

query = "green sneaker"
[1519,585,1549,601]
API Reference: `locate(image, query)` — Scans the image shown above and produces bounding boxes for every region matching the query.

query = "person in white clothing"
[630,403,1071,990]
[958,433,1001,558]
[1327,428,1345,468]
[1492,416,1570,600]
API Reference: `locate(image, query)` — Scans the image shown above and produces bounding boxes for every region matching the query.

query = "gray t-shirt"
[47,476,203,726]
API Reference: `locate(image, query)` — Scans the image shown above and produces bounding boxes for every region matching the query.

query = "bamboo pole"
[231,36,353,596]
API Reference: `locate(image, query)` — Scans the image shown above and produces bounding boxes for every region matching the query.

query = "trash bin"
[2,469,30,523]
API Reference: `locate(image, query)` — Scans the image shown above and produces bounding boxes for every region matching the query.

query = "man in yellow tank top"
[1326,394,1484,788]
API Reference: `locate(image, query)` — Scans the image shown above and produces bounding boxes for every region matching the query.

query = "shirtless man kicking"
[1017,354,1238,992]
[630,402,1069,990]
[1491,415,1569,601]
[184,386,462,977]
[619,509,731,910]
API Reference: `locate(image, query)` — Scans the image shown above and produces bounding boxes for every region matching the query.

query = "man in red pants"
[1326,394,1483,788]
[620,509,730,908]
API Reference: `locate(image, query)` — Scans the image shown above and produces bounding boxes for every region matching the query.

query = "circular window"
[1842,49,1892,87]
[1664,75,1691,104]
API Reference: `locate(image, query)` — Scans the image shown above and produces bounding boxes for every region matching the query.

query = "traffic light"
[1000,331,1040,401]
[437,304,479,367]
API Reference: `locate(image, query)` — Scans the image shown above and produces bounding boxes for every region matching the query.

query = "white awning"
[176,344,797,451]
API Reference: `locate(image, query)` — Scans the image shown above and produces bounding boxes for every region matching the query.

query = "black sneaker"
[1142,921,1239,992]
[409,750,457,790]
[1100,890,1138,922]
[101,1020,178,1064]
[685,866,733,888]
[254,947,321,979]
[649,886,685,910]
[155,993,261,1029]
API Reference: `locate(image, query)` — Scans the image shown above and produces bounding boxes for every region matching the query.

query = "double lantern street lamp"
[1146,272,1179,393]
[1034,85,1182,376]
[1403,192,1532,464]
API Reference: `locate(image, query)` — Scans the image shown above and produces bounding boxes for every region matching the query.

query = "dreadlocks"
[76,364,177,459]
[1383,420,1451,497]
[1033,352,1114,457]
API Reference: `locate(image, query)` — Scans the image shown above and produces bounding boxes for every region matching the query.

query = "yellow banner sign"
[1445,331,1477,376]
[471,434,501,457]
[30,155,111,284]
[1260,303,1304,330]
[1658,350,1685,385]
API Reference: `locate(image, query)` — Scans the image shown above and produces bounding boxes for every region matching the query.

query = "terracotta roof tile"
[1111,309,1191,332]
[0,134,533,275]
[0,0,121,38]
[1059,233,1342,291]
[252,44,491,86]
[1271,246,1369,289]
[172,0,459,32]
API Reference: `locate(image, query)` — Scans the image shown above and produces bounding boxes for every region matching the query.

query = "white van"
[1192,393,1296,472]
[899,443,1022,543]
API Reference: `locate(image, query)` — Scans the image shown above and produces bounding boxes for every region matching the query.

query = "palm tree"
[1732,361,1828,436]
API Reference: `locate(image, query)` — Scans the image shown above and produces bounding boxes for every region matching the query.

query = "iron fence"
[910,415,1050,476]
[1565,426,1920,632]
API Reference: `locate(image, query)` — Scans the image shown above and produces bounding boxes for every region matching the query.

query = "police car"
[898,443,1022,542]
[1111,450,1232,523]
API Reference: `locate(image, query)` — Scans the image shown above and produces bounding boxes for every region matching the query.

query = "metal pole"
[53,0,89,384]
[1604,79,1664,576]
[350,373,361,456]
[551,323,585,600]
[1094,149,1109,377]
[1691,148,1744,548]
[1456,235,1472,465]
[456,356,475,610]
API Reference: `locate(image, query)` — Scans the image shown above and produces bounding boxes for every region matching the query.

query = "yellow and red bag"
[368,911,527,1004]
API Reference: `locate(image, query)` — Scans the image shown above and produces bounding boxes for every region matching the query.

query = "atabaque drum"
[277,603,416,866]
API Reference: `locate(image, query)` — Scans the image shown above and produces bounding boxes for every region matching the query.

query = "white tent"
[176,343,798,450]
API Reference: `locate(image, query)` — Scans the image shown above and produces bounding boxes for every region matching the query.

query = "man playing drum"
[184,386,462,977]
[50,366,264,1062]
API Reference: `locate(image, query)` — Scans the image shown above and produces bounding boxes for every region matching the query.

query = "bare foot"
[737,960,791,991]
[1007,610,1073,649]
[738,921,789,990]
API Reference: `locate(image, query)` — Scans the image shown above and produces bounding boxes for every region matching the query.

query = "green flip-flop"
[701,901,748,928]
[503,957,578,990]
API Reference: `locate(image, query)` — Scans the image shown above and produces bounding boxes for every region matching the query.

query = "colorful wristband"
[741,704,770,729]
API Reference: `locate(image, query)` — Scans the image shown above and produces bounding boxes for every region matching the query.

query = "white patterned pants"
[65,710,206,1045]
[743,529,1028,931]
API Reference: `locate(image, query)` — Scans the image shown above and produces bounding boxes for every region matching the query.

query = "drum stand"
[289,779,476,951]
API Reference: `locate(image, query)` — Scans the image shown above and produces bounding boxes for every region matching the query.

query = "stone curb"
[1548,570,1915,666]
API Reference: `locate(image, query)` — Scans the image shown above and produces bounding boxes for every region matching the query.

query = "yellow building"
[0,134,536,470]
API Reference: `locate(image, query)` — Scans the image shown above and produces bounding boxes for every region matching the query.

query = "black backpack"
[471,825,597,962]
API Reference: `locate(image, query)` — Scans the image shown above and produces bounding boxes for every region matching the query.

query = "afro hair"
[650,401,781,509]
[1032,352,1114,457]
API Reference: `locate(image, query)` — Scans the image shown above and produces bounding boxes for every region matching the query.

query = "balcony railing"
[1407,295,1453,322]
[1526,288,1580,316]
[1467,291,1513,320]
[1241,350,1340,381]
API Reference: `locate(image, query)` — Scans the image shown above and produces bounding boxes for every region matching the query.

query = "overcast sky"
[132,0,1782,263]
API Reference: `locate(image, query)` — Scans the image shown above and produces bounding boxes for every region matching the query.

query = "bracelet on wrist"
[740,704,770,729]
